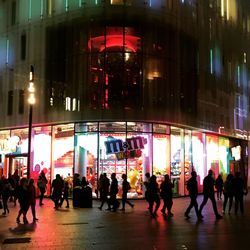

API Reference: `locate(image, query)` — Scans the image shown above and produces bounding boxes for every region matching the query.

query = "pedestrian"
[28,178,38,223]
[16,177,29,224]
[81,176,89,188]
[160,174,174,217]
[51,174,64,209]
[184,171,201,219]
[148,175,161,217]
[120,174,134,211]
[198,169,223,219]
[215,174,224,200]
[98,173,110,210]
[233,171,246,215]
[12,169,20,206]
[37,170,48,206]
[108,173,119,211]
[1,176,12,215]
[60,180,70,208]
[222,173,234,214]
[143,172,151,209]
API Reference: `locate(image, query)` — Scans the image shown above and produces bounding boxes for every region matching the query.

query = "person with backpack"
[184,171,201,219]
[120,174,134,211]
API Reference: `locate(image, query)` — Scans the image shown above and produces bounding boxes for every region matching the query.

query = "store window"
[192,131,205,192]
[170,127,184,196]
[32,126,52,195]
[0,130,11,177]
[184,130,192,195]
[206,134,219,176]
[52,124,74,179]
[74,130,98,197]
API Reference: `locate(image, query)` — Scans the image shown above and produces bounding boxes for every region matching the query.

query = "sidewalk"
[0,195,250,250]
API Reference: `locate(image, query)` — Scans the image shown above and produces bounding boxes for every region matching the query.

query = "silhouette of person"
[108,173,119,211]
[215,174,224,200]
[233,171,246,215]
[120,174,134,211]
[16,177,29,224]
[60,181,70,208]
[37,170,48,206]
[143,172,151,209]
[160,174,174,217]
[1,176,11,215]
[28,178,38,223]
[198,169,222,219]
[184,171,201,219]
[148,175,160,217]
[98,173,110,210]
[222,173,234,214]
[51,174,64,209]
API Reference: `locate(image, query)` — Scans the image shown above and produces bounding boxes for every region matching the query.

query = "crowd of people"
[0,168,248,224]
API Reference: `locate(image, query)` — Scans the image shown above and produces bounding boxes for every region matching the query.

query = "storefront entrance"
[5,154,28,178]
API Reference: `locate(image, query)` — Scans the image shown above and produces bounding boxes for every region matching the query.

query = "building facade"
[0,0,249,197]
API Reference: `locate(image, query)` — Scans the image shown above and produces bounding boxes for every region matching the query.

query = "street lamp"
[27,65,35,179]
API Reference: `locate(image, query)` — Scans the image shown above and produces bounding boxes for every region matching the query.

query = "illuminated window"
[66,97,71,111]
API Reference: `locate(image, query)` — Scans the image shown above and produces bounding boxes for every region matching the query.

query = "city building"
[0,0,249,198]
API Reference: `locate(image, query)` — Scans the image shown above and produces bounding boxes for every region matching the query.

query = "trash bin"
[80,186,93,208]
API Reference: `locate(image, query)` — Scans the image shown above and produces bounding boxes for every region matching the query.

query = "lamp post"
[27,65,35,179]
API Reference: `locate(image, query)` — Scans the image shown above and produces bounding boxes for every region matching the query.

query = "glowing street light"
[27,65,35,179]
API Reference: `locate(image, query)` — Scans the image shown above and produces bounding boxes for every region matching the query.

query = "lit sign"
[104,136,147,160]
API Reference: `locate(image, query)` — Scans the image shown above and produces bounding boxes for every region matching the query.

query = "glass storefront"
[0,122,247,198]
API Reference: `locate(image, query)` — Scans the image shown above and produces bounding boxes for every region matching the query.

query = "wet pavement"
[0,194,250,250]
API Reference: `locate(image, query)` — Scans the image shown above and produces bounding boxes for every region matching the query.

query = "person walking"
[60,180,70,208]
[16,177,30,224]
[98,173,110,210]
[28,178,38,223]
[233,171,246,215]
[198,169,223,219]
[12,170,20,206]
[215,174,224,200]
[120,174,134,211]
[143,172,151,210]
[1,176,12,215]
[222,173,234,214]
[51,174,64,209]
[37,170,48,206]
[160,174,174,217]
[184,171,201,219]
[108,173,119,211]
[148,175,161,217]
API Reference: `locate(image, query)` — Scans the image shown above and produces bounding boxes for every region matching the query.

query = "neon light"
[221,0,224,17]
[79,0,82,7]
[226,0,229,20]
[88,35,140,52]
[95,0,98,5]
[237,65,240,86]
[210,49,213,74]
[6,39,9,64]
[29,0,32,20]
[65,0,69,11]
[40,0,44,18]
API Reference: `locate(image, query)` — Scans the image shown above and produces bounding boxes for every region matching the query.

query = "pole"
[27,104,33,179]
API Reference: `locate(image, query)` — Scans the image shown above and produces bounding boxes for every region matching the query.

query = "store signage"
[104,136,147,155]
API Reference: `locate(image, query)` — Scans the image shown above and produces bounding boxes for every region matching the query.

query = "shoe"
[184,213,190,219]
[2,212,6,215]
[98,207,102,210]
[23,218,29,224]
[168,212,174,217]
[216,214,223,220]
[131,204,134,208]
[66,206,69,208]
[106,208,111,211]
[120,208,125,211]
[33,218,38,223]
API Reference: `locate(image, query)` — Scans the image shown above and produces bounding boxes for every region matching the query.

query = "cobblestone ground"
[0,194,250,250]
